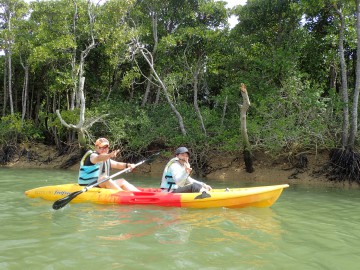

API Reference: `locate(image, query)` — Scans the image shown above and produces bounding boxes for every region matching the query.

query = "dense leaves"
[1,0,360,179]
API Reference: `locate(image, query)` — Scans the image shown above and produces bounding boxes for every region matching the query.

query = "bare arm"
[90,149,120,163]
[90,150,135,171]
[181,160,212,190]
[110,159,130,170]
[170,162,211,190]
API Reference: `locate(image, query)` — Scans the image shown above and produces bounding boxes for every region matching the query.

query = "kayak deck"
[25,184,289,209]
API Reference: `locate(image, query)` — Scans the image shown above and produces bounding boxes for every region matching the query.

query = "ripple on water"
[2,169,360,269]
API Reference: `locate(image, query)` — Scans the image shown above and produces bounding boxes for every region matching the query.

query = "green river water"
[1,168,359,270]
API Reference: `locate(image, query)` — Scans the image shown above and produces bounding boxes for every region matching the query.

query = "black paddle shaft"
[52,152,160,210]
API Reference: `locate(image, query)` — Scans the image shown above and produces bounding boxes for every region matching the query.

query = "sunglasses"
[98,145,109,149]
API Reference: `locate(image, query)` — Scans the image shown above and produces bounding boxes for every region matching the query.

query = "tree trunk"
[136,42,187,135]
[56,1,98,148]
[221,96,228,127]
[142,74,153,107]
[239,83,254,173]
[142,11,158,107]
[3,54,8,116]
[193,59,207,135]
[5,6,14,115]
[70,0,78,111]
[329,65,337,90]
[34,88,41,125]
[7,49,14,115]
[349,0,360,148]
[106,67,113,101]
[155,87,160,105]
[21,65,29,122]
[29,82,34,120]
[335,6,349,148]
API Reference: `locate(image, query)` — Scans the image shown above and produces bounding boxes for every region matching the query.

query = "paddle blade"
[145,152,160,164]
[52,190,84,210]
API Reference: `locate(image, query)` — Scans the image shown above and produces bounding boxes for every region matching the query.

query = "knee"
[192,183,203,192]
[116,178,126,185]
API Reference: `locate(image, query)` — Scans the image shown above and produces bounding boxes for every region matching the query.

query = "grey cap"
[175,147,190,156]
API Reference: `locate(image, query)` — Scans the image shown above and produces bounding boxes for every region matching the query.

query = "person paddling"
[78,138,140,191]
[160,147,212,198]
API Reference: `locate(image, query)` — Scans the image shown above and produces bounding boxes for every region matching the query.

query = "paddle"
[52,152,160,210]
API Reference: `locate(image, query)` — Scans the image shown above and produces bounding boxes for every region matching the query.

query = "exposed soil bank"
[2,143,359,188]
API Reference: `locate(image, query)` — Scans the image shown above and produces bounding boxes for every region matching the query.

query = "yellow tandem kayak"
[25,184,289,209]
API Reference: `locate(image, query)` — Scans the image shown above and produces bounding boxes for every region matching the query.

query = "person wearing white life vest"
[160,147,212,197]
[78,137,140,191]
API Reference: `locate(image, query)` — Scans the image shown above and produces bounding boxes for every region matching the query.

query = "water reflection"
[77,205,284,248]
[3,168,360,269]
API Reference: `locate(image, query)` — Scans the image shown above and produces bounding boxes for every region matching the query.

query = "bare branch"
[83,114,109,130]
[131,37,187,135]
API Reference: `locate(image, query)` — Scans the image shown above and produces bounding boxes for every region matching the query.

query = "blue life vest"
[160,158,179,191]
[78,150,110,185]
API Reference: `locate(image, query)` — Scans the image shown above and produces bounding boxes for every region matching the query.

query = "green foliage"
[121,67,141,89]
[250,73,338,154]
[85,99,242,154]
[89,102,154,150]
[0,114,43,144]
[0,0,356,169]
[38,109,82,142]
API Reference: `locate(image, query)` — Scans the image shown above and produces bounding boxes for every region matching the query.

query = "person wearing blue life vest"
[160,147,212,198]
[78,137,140,191]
